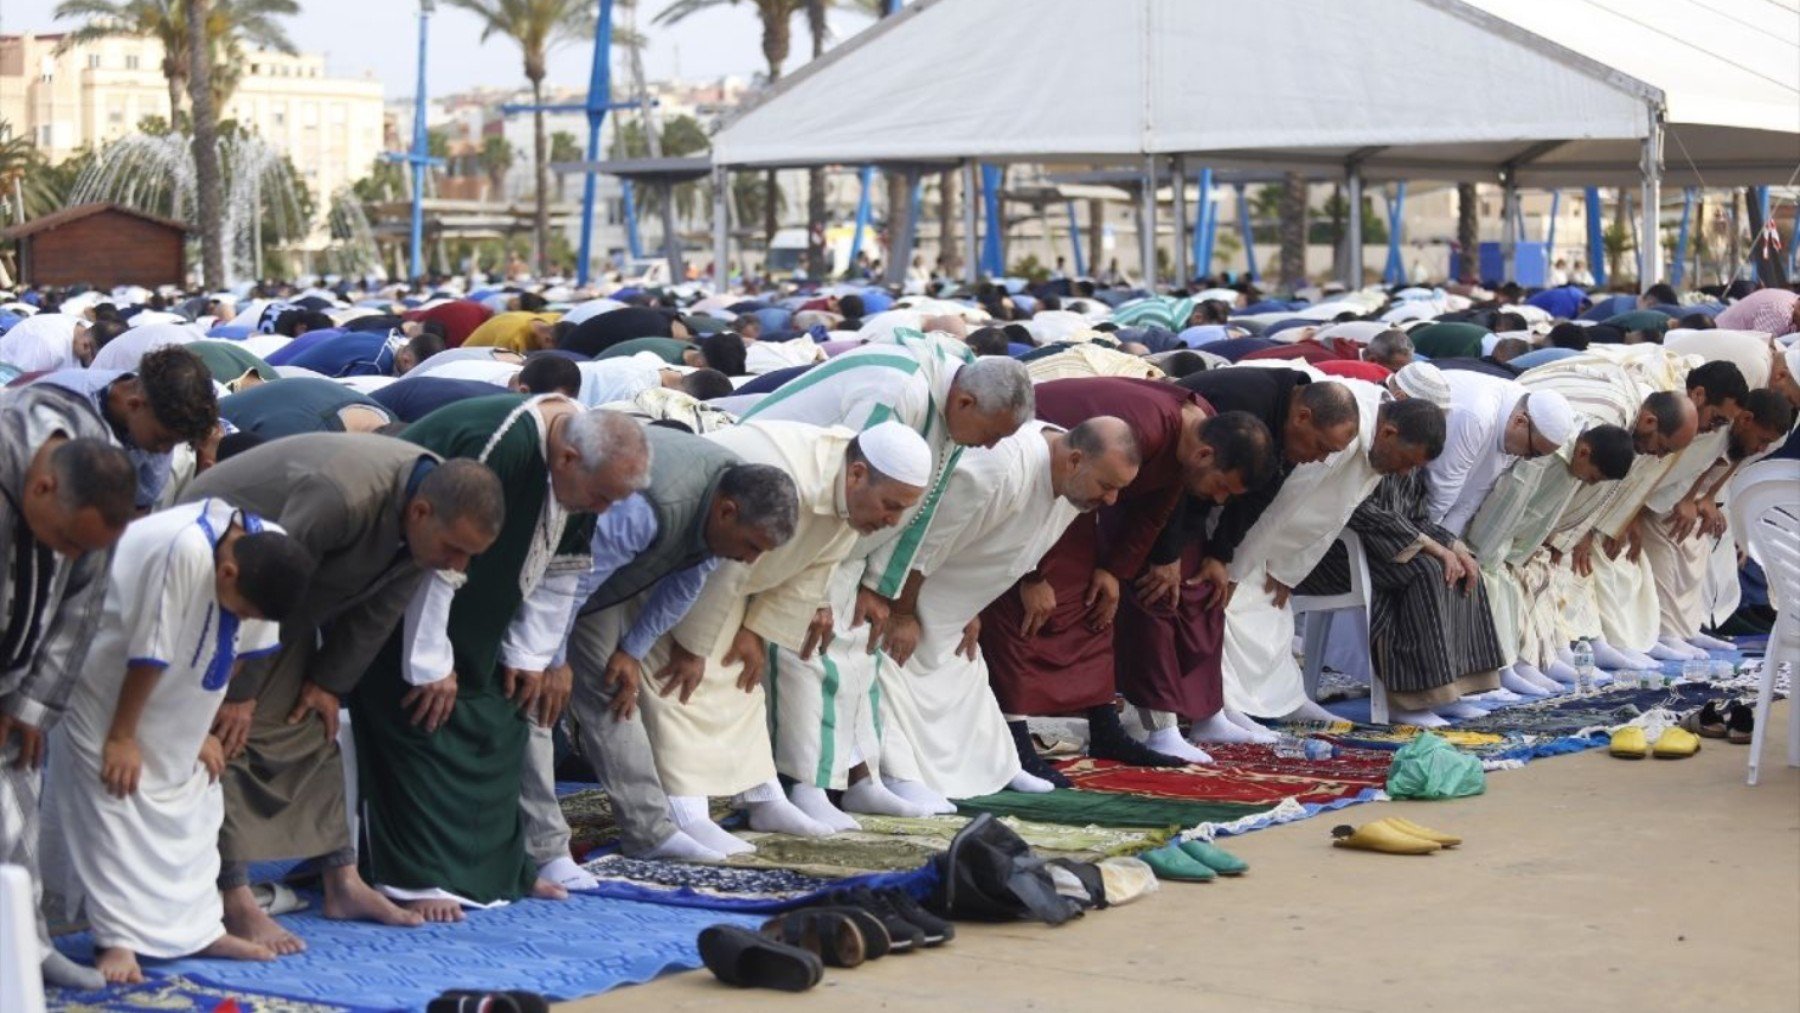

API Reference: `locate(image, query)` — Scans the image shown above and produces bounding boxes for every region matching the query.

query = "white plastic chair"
[1,864,47,1013]
[1292,529,1390,724]
[1727,459,1800,786]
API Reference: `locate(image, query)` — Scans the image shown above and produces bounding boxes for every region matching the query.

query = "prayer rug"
[53,894,762,1011]
[49,975,370,1013]
[956,789,1274,830]
[723,814,1174,876]
[573,853,933,913]
[558,785,735,858]
[1053,744,1393,807]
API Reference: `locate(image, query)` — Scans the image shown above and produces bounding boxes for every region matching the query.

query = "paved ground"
[572,702,1800,1012]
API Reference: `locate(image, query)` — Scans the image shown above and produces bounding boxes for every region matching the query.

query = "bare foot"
[323,877,425,928]
[531,877,568,901]
[96,946,144,984]
[198,934,276,962]
[221,886,307,955]
[403,898,465,923]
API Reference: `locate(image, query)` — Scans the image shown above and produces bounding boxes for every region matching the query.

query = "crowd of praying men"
[0,271,1796,991]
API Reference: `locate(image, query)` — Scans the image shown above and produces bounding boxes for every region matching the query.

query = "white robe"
[1222,381,1386,717]
[42,499,280,957]
[877,423,1082,797]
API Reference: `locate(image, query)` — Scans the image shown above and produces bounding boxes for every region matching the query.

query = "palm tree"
[53,0,297,120]
[480,134,516,201]
[803,0,828,276]
[657,0,809,246]
[548,130,579,199]
[186,0,226,286]
[445,0,594,276]
[1455,182,1478,281]
[1277,172,1306,288]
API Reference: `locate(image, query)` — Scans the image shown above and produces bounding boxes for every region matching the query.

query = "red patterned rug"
[1054,742,1392,807]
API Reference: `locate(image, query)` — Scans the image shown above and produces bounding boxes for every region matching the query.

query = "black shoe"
[1726,700,1755,745]
[877,887,955,946]
[829,887,924,953]
[1009,720,1072,788]
[1085,706,1188,768]
[698,924,823,991]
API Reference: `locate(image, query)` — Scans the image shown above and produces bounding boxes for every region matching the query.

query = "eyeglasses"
[1521,415,1557,459]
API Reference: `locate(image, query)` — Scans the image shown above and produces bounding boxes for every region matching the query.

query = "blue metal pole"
[845,165,875,269]
[1790,197,1800,275]
[1235,183,1256,281]
[980,163,1004,277]
[1545,189,1559,250]
[1754,185,1770,226]
[1383,181,1407,285]
[1190,167,1212,278]
[574,0,615,287]
[1672,187,1694,288]
[1066,199,1085,278]
[1585,186,1607,288]
[407,3,432,281]
[908,176,922,252]
[621,180,643,258]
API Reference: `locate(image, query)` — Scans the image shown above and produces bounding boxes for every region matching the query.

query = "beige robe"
[639,421,860,798]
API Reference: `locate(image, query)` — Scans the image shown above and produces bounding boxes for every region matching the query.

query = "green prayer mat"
[956,788,1276,830]
[724,812,1175,876]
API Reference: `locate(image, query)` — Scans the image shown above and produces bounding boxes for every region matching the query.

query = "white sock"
[669,795,755,855]
[1499,667,1550,697]
[1388,707,1450,728]
[1544,659,1579,685]
[1656,634,1708,660]
[643,830,726,863]
[42,951,105,991]
[1625,649,1661,669]
[1280,698,1338,723]
[1434,700,1490,720]
[1557,645,1576,667]
[1189,711,1275,745]
[1007,769,1056,793]
[1474,688,1526,703]
[884,777,958,815]
[1591,638,1639,671]
[841,776,935,818]
[1687,632,1734,652]
[1142,726,1213,764]
[1514,663,1564,693]
[787,782,860,831]
[746,795,836,837]
[538,855,599,891]
[1647,640,1691,662]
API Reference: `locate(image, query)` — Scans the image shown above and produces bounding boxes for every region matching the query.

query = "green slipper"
[1177,839,1249,876]
[1140,844,1216,882]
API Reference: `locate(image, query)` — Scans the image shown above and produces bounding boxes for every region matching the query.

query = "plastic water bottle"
[1303,739,1337,761]
[1272,734,1308,759]
[1572,638,1596,695]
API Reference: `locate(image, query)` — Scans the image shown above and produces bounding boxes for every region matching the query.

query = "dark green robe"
[351,394,590,903]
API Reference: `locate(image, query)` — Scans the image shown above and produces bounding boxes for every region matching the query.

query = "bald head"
[1637,390,1699,456]
[1056,417,1141,512]
[924,314,969,339]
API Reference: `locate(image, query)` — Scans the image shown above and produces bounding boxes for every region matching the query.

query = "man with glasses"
[1425,369,1576,541]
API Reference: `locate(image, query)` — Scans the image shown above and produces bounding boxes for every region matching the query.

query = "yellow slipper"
[1376,817,1461,848]
[1330,822,1442,855]
[1609,727,1648,759]
[1651,726,1701,759]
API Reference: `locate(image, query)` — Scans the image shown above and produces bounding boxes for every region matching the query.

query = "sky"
[1,0,881,99]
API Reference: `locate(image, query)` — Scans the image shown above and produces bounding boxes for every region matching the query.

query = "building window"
[37,125,51,145]
[251,64,260,75]
[108,110,124,124]
[87,54,101,69]
[125,54,140,70]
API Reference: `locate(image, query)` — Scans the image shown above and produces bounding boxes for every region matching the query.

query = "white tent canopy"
[711,0,1799,188]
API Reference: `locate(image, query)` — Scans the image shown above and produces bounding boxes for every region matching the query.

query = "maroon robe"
[982,378,1206,715]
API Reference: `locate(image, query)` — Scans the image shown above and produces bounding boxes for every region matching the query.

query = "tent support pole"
[1641,109,1664,286]
[1171,155,1188,285]
[961,160,979,284]
[1140,155,1157,289]
[1235,183,1256,281]
[1066,199,1086,278]
[1672,187,1694,288]
[1191,166,1213,279]
[1344,161,1363,288]
[1382,181,1407,285]
[1545,189,1560,250]
[1499,171,1517,283]
[711,166,729,289]
[1584,186,1607,288]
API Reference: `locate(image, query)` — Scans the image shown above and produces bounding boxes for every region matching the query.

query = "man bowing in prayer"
[353,399,649,920]
[739,329,1035,821]
[183,434,506,950]
[0,385,137,992]
[983,377,1277,784]
[637,421,931,852]
[874,417,1142,800]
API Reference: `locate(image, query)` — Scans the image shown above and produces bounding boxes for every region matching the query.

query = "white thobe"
[42,500,280,957]
[1428,370,1525,537]
[877,423,1082,797]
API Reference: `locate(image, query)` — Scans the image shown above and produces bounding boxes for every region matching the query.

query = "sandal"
[698,924,824,991]
[1726,701,1755,745]
[758,909,868,968]
[1682,701,1728,739]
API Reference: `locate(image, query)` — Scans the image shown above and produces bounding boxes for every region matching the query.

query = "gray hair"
[564,409,652,492]
[717,463,799,544]
[1066,417,1141,467]
[1366,328,1414,367]
[951,356,1035,425]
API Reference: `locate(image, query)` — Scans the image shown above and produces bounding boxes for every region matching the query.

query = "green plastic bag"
[1385,731,1486,799]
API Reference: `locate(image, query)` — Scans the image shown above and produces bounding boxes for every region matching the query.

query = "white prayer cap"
[1784,344,1800,384]
[1524,389,1576,447]
[1392,362,1451,408]
[856,421,932,487]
